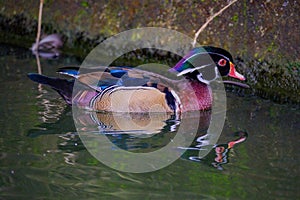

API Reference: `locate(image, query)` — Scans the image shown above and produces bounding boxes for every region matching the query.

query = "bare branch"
[34,0,44,51]
[192,0,239,47]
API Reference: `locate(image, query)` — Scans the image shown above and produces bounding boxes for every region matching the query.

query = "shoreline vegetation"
[0,0,299,103]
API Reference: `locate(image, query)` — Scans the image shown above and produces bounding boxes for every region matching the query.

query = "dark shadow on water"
[27,107,76,138]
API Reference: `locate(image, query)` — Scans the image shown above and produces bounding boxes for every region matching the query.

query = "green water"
[0,44,299,199]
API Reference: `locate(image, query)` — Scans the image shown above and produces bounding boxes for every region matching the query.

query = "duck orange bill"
[228,62,246,81]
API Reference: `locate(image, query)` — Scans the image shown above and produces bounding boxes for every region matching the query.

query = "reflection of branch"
[36,53,44,92]
[34,0,44,51]
[35,0,43,90]
[192,0,239,47]
[36,53,42,74]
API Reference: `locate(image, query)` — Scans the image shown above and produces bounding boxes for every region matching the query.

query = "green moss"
[0,0,299,103]
[232,13,239,23]
[267,42,277,52]
[81,1,89,8]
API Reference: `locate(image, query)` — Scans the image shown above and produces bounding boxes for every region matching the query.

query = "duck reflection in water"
[58,108,247,169]
[181,131,248,170]
[28,104,248,169]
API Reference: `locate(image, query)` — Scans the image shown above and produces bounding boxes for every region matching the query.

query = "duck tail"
[27,73,74,105]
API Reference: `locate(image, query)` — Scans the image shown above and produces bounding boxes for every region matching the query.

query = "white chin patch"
[196,66,219,85]
[197,74,210,85]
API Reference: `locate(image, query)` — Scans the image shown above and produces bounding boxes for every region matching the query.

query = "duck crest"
[171,47,220,74]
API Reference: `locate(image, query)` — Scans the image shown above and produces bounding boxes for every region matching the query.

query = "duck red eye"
[218,59,227,67]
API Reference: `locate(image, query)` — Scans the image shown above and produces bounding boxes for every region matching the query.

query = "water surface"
[0,44,299,199]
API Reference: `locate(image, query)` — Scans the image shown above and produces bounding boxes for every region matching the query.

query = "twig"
[35,0,44,51]
[192,0,239,47]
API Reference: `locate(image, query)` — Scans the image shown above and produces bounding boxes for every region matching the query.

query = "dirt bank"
[0,0,299,103]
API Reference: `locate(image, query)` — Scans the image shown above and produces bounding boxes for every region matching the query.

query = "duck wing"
[57,66,180,92]
[58,66,181,112]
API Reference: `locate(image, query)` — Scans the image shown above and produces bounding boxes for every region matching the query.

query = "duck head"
[170,46,246,85]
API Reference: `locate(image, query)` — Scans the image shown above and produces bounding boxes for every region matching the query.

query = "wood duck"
[28,46,248,113]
